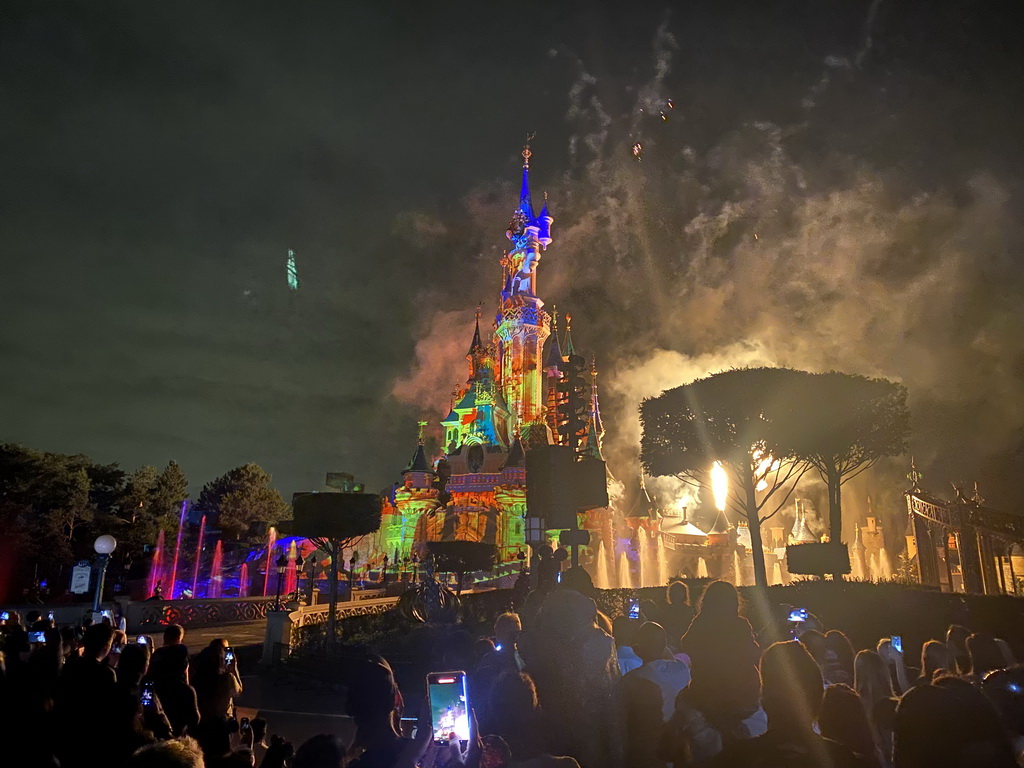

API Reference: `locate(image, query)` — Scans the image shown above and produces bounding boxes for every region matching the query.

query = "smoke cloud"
[391,8,1024,519]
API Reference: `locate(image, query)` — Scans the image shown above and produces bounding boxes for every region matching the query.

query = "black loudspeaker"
[786,542,851,576]
[526,444,574,528]
[574,458,609,511]
[288,492,382,540]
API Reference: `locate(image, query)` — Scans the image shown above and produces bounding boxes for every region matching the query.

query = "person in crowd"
[823,630,856,686]
[249,716,270,765]
[476,612,523,733]
[981,665,1024,761]
[854,649,896,762]
[966,632,1005,681]
[659,581,694,651]
[55,623,119,767]
[677,581,762,731]
[946,624,972,675]
[518,589,623,768]
[876,638,912,694]
[995,638,1016,668]
[894,678,1018,768]
[111,642,173,764]
[798,629,828,672]
[623,622,691,768]
[292,734,346,768]
[346,656,408,768]
[150,643,200,736]
[613,615,643,675]
[488,671,581,768]
[712,641,872,767]
[818,683,883,768]
[914,639,956,686]
[192,638,243,720]
[126,736,205,768]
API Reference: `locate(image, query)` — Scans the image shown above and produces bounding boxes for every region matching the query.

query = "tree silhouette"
[196,463,290,543]
[641,368,812,588]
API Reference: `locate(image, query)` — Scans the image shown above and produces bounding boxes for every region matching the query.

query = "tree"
[640,368,812,588]
[427,540,498,596]
[152,461,189,531]
[196,463,290,542]
[780,372,910,566]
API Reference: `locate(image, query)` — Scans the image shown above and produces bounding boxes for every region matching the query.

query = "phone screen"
[427,671,470,744]
[892,635,903,654]
[1,612,9,621]
[29,631,46,644]
[225,648,235,664]
[788,608,809,623]
[628,599,641,620]
[137,636,148,645]
[141,682,155,706]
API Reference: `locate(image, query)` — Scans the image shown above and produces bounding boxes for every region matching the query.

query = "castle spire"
[563,313,576,357]
[589,356,604,441]
[467,305,484,356]
[544,306,564,375]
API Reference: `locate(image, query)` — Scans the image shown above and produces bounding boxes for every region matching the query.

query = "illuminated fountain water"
[771,562,784,586]
[263,526,277,596]
[638,528,651,587]
[656,533,668,587]
[617,551,634,589]
[697,557,709,578]
[147,529,165,598]
[733,550,744,586]
[592,540,611,589]
[284,540,298,597]
[239,563,249,597]
[209,540,224,598]
[168,500,188,599]
[191,515,206,598]
[879,547,893,580]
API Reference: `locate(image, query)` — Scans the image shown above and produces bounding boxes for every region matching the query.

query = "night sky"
[3,1,1024,511]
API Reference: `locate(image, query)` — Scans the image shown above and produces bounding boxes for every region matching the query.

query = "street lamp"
[349,551,359,602]
[382,554,389,586]
[292,551,305,603]
[274,551,288,610]
[92,534,117,612]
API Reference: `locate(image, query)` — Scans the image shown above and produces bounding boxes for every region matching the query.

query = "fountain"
[209,540,224,598]
[733,551,744,586]
[191,515,206,598]
[168,500,188,599]
[879,547,893,580]
[147,529,165,598]
[284,540,298,597]
[617,551,634,589]
[239,563,249,597]
[263,526,277,597]
[637,528,650,587]
[771,562,784,586]
[592,540,611,589]
[697,557,709,578]
[656,534,668,587]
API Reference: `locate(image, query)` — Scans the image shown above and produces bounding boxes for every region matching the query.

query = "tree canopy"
[196,462,291,542]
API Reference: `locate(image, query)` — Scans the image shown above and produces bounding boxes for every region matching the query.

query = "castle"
[366,145,609,576]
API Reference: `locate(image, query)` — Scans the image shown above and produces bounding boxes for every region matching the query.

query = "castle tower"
[496,142,553,446]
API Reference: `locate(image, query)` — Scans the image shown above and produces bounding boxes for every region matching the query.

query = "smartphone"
[141,681,155,707]
[628,599,641,620]
[427,671,470,744]
[788,608,809,623]
[47,611,55,622]
[225,647,235,664]
[29,631,46,644]
[892,635,903,654]
[0,611,9,621]
[240,717,251,734]
[137,635,148,645]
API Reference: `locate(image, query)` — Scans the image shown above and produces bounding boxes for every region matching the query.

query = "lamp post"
[382,554,389,586]
[274,551,288,610]
[292,551,305,603]
[92,535,117,613]
[349,551,359,602]
[411,553,419,583]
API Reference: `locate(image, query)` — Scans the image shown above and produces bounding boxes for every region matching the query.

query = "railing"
[128,596,278,631]
[262,596,399,664]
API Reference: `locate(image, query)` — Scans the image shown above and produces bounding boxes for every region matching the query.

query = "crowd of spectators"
[2,577,1023,768]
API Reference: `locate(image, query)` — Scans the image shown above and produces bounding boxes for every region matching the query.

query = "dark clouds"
[3,1,1024,508]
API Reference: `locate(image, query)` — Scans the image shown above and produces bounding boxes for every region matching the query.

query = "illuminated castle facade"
[369,146,608,570]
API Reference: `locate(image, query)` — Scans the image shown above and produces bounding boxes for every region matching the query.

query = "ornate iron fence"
[129,597,278,630]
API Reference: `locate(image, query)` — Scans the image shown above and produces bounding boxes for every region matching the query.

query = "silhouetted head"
[697,580,739,619]
[823,629,855,685]
[163,624,185,647]
[819,683,878,761]
[118,642,150,686]
[920,639,956,680]
[488,671,540,749]
[967,632,1004,676]
[634,622,670,664]
[126,736,205,768]
[982,665,1024,738]
[82,623,116,662]
[946,624,970,655]
[798,629,827,669]
[895,680,1017,768]
[612,615,637,648]
[854,649,894,710]
[493,612,522,649]
[760,641,823,728]
[346,658,401,730]
[293,734,346,768]
[667,580,690,607]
